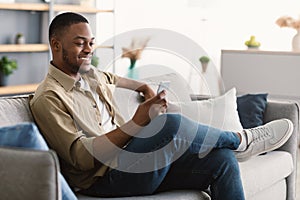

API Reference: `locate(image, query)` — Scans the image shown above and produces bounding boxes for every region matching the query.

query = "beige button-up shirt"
[30,64,126,189]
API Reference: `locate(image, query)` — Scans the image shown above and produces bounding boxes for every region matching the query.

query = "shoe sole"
[237,119,293,162]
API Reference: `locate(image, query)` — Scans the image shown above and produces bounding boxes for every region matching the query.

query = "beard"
[62,48,91,75]
[62,48,81,74]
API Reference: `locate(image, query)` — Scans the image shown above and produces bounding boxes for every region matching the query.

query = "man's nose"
[84,43,93,53]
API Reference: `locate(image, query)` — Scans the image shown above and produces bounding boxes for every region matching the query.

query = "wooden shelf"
[53,4,113,13]
[0,3,113,13]
[0,83,38,96]
[0,44,49,53]
[96,45,114,49]
[0,3,48,11]
[0,44,114,53]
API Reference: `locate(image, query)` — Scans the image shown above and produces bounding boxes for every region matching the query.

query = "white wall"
[97,0,300,95]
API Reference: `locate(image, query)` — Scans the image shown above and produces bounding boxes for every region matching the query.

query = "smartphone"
[157,81,170,94]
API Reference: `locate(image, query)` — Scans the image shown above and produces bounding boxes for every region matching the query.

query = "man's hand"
[132,90,168,126]
[137,84,156,100]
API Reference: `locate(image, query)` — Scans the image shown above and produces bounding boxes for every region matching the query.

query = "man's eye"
[90,42,95,47]
[76,43,84,46]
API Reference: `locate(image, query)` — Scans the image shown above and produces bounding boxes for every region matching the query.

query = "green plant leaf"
[0,56,18,76]
[199,56,210,63]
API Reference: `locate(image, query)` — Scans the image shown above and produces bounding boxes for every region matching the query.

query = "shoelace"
[249,127,271,143]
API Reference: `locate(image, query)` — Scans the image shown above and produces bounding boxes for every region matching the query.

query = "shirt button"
[99,122,102,126]
[93,104,97,108]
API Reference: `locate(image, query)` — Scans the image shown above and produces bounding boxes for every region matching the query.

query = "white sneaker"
[236,119,293,162]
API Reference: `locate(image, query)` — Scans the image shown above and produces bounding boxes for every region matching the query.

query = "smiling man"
[48,13,95,78]
[30,12,293,200]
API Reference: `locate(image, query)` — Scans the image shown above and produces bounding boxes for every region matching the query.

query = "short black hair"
[48,12,89,42]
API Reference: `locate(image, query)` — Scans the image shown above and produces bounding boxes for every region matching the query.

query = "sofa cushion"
[239,151,293,199]
[247,180,286,200]
[77,190,210,200]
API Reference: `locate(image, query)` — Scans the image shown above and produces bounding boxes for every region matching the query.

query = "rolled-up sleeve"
[102,71,120,85]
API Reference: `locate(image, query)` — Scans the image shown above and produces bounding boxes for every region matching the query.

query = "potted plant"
[0,56,17,86]
[199,56,210,73]
[244,35,261,49]
[15,33,25,44]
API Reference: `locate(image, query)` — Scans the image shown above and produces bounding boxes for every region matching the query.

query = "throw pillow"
[237,93,268,129]
[141,72,193,102]
[167,88,243,132]
[0,122,49,150]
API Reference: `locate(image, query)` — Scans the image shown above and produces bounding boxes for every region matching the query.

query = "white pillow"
[141,73,193,102]
[167,88,243,132]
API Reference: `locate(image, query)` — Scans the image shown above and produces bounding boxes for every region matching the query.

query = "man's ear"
[50,38,61,51]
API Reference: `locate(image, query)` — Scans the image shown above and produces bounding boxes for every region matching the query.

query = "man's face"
[56,22,95,74]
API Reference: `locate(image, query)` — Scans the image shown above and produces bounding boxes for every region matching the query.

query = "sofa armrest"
[264,100,299,153]
[0,147,61,200]
[263,100,299,200]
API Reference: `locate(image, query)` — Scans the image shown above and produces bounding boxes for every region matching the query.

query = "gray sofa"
[0,73,299,200]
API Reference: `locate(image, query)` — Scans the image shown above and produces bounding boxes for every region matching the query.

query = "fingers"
[147,90,166,103]
[143,90,167,119]
[149,91,167,107]
[158,90,167,99]
[148,100,167,119]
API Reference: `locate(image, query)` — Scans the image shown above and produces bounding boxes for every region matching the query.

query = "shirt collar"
[82,66,97,79]
[48,63,76,92]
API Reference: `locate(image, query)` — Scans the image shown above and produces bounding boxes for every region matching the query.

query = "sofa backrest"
[0,95,34,127]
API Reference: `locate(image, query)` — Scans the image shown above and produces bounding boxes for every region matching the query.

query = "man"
[30,12,293,200]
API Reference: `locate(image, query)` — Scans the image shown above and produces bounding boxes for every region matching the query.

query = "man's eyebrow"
[73,36,95,41]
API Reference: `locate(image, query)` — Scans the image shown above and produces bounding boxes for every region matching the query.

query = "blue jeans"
[81,114,245,200]
[0,123,77,200]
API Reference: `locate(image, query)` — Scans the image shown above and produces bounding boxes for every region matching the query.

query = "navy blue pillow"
[237,93,268,129]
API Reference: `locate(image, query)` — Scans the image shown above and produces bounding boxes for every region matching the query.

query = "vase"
[292,30,300,52]
[200,62,208,73]
[0,72,8,86]
[126,59,139,79]
[15,34,25,44]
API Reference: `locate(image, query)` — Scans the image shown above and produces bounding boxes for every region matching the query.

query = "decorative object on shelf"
[291,30,300,51]
[244,35,261,49]
[276,15,300,51]
[15,33,25,44]
[121,37,149,79]
[199,56,210,73]
[0,56,17,86]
